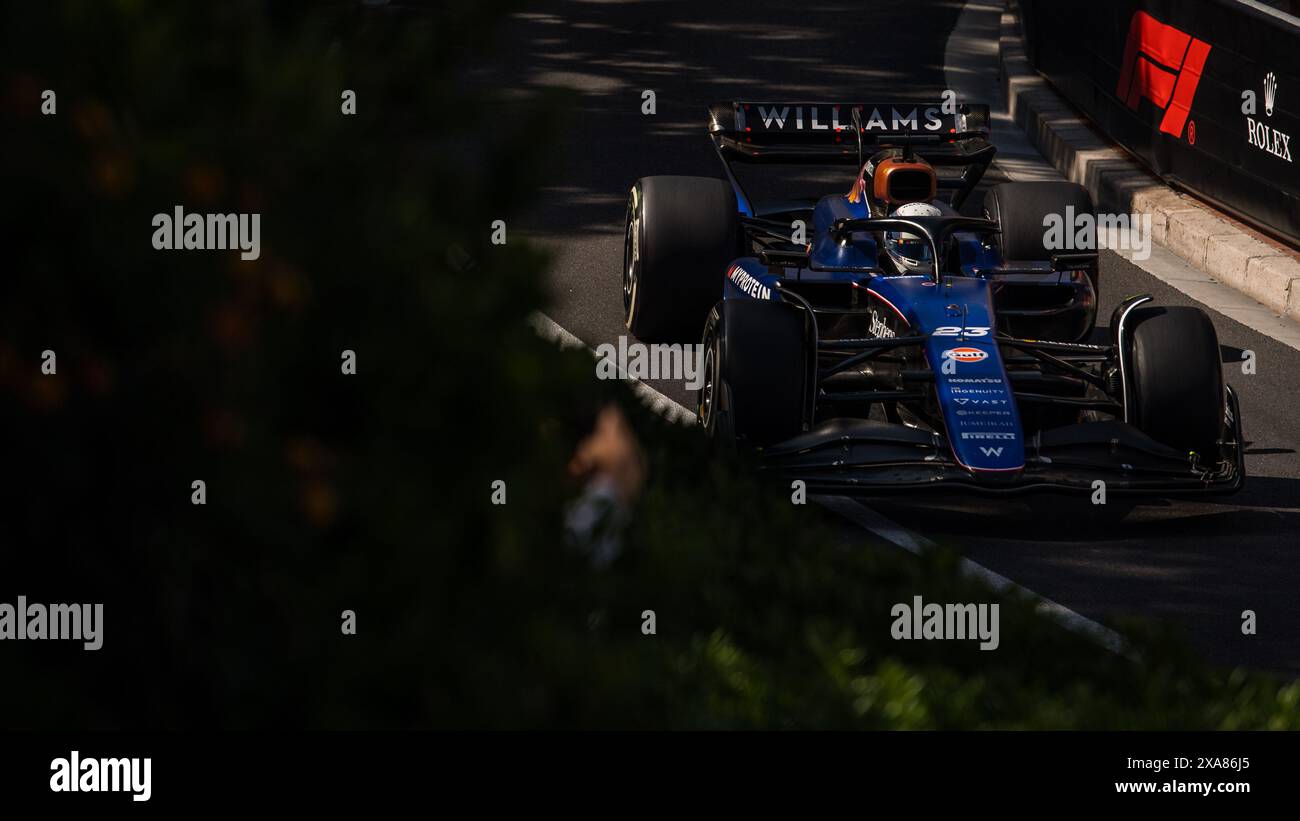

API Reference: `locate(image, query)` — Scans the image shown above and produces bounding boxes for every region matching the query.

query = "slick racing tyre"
[624,176,740,343]
[983,180,1095,264]
[1124,305,1224,460]
[698,299,807,447]
[983,180,1099,340]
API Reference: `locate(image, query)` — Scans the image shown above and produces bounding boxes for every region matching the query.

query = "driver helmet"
[885,202,942,275]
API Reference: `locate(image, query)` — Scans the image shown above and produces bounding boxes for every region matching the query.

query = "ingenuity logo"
[0,597,103,650]
[891,595,1000,650]
[50,751,151,802]
[151,205,261,260]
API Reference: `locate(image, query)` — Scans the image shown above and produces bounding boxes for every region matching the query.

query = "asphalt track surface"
[487,0,1300,674]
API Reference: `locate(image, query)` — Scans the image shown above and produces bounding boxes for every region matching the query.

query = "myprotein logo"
[727,265,771,300]
[1116,10,1211,139]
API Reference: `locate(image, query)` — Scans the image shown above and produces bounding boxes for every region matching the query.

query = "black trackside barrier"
[1019,0,1300,248]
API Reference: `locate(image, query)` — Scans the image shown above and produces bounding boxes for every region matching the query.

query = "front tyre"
[1125,305,1225,460]
[698,304,733,444]
[697,299,808,447]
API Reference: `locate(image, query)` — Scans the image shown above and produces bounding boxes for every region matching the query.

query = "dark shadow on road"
[477,1,967,240]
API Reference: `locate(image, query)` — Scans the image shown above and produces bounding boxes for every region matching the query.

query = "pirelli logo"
[1116,10,1211,139]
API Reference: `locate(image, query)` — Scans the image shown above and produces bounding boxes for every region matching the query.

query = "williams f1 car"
[621,100,1243,494]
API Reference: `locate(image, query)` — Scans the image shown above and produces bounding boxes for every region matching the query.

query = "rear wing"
[708,100,995,215]
[708,100,991,164]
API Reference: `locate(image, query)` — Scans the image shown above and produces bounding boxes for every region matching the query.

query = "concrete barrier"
[999,1,1300,320]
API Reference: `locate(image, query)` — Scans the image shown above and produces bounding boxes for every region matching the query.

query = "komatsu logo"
[728,265,771,300]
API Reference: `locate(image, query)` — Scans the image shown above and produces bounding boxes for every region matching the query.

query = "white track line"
[532,310,1124,653]
[528,312,696,425]
[814,495,1126,653]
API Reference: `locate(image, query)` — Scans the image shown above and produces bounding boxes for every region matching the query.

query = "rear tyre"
[983,180,1099,340]
[697,299,808,446]
[624,176,739,343]
[983,180,1095,263]
[1125,306,1224,459]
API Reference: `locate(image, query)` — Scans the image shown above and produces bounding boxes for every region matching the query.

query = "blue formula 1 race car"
[620,99,1243,494]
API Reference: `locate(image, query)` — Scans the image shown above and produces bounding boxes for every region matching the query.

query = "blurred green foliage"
[1,0,1296,729]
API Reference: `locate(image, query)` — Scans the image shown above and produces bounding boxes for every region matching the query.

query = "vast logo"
[1116,10,1211,139]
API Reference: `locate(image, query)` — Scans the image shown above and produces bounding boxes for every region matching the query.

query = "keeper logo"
[1116,10,1211,139]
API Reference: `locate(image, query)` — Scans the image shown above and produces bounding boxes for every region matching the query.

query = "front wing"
[757,387,1245,496]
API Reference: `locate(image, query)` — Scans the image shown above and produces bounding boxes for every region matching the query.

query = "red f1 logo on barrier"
[1116,10,1211,139]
